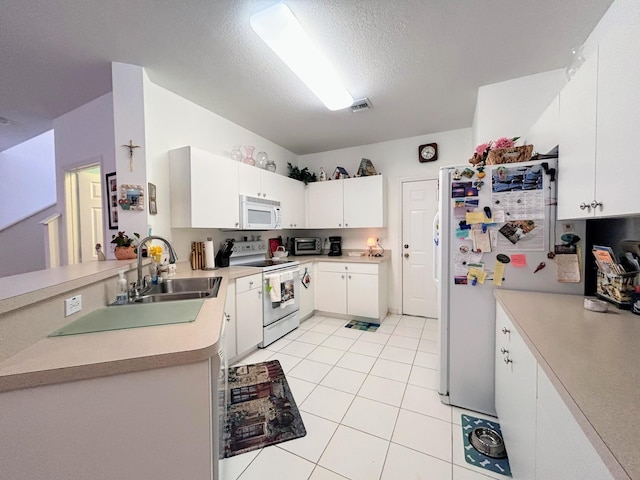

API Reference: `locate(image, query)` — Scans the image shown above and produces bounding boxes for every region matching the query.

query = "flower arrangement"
[149,244,163,263]
[110,231,140,248]
[470,136,520,166]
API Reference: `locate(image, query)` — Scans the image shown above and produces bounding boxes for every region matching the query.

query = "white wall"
[0,130,56,229]
[142,70,298,260]
[53,93,115,264]
[298,128,473,314]
[472,69,567,147]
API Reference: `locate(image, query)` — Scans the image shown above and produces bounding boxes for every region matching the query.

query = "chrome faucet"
[135,236,178,294]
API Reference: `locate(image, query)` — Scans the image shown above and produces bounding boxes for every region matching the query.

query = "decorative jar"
[243,146,256,166]
[265,160,276,172]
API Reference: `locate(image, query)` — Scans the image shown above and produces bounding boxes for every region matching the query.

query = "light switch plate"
[64,295,82,316]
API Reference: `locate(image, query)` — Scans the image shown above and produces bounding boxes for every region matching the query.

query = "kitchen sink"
[133,276,222,303]
[134,291,213,303]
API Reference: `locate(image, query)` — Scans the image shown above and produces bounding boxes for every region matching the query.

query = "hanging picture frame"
[119,184,145,211]
[105,172,118,230]
[148,182,157,215]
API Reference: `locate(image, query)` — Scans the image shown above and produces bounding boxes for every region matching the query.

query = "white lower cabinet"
[298,263,315,319]
[495,302,614,480]
[535,366,613,480]
[495,305,537,480]
[235,273,263,356]
[224,280,237,360]
[316,262,387,320]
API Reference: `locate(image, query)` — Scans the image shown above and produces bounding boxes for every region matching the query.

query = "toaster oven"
[293,237,321,256]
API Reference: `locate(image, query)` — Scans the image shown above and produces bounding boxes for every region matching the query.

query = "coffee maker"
[328,236,342,256]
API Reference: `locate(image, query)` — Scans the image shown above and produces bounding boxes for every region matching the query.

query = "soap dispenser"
[116,270,128,305]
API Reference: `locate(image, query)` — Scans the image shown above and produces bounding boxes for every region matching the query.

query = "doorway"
[401,179,438,318]
[64,162,104,264]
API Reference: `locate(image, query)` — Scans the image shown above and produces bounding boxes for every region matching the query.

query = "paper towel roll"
[204,238,216,269]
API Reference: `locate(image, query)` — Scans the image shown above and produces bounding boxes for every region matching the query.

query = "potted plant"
[111,231,140,260]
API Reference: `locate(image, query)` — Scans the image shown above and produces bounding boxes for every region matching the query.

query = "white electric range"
[229,241,300,347]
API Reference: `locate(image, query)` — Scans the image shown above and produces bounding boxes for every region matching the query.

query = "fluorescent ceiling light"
[250,3,354,111]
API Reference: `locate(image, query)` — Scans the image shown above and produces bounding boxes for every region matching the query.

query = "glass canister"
[255,151,268,169]
[265,160,276,172]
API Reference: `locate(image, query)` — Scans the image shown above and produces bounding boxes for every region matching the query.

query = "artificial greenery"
[287,163,317,185]
[110,231,140,248]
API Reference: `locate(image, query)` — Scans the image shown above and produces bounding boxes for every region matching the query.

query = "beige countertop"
[0,255,386,394]
[495,290,640,480]
[0,264,263,393]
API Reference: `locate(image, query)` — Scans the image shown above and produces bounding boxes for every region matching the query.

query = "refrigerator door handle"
[433,212,440,283]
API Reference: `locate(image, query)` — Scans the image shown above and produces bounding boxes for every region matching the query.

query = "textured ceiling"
[0,0,613,155]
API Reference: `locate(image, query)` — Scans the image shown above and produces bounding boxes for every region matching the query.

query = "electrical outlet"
[64,295,82,316]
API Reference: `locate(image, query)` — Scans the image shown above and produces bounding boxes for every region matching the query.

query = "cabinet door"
[224,281,237,360]
[306,180,344,228]
[595,23,640,217]
[536,367,613,480]
[557,50,598,220]
[315,270,347,314]
[238,163,263,198]
[236,283,263,355]
[284,177,306,228]
[347,273,379,319]
[169,147,240,228]
[495,305,537,480]
[343,176,385,228]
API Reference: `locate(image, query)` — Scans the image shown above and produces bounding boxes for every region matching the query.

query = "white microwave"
[239,195,282,230]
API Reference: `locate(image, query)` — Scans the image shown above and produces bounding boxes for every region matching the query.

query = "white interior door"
[402,179,438,318]
[77,167,103,262]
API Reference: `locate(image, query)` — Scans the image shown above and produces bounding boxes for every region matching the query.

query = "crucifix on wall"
[122,139,140,172]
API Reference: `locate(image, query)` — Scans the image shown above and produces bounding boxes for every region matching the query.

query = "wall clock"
[419,143,438,162]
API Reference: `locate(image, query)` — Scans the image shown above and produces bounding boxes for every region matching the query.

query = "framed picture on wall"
[105,172,118,229]
[148,182,157,215]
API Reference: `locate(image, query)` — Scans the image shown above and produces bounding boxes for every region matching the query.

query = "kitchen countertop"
[0,263,262,393]
[0,254,387,394]
[495,290,639,480]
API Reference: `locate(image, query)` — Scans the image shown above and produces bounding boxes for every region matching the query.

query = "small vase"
[255,151,268,169]
[243,146,255,166]
[230,146,243,162]
[114,246,137,260]
[265,160,276,173]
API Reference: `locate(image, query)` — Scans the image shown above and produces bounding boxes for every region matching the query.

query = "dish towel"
[267,274,282,308]
[280,271,295,308]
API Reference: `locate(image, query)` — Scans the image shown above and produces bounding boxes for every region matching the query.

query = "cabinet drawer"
[317,262,378,275]
[236,273,262,294]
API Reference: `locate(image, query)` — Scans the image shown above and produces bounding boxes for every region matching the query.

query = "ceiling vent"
[350,98,372,113]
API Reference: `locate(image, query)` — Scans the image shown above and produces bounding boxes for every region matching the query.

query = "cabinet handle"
[501,327,510,334]
[341,275,345,279]
[258,290,262,296]
[338,223,342,227]
[404,253,409,258]
[348,275,351,279]
[225,313,231,322]
[345,223,349,227]
[235,222,239,227]
[579,202,590,210]
[590,200,603,209]
[500,347,509,354]
[404,244,409,249]
[504,356,513,365]
[249,281,253,286]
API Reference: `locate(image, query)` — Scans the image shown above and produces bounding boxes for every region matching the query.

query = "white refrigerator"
[435,158,583,416]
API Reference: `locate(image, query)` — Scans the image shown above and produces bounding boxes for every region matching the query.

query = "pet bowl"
[469,427,507,459]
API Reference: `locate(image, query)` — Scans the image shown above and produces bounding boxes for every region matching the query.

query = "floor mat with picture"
[344,320,380,332]
[461,413,512,477]
[220,360,306,459]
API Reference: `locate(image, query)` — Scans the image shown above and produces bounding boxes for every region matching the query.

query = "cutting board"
[49,300,204,337]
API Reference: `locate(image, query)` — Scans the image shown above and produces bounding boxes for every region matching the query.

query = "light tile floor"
[221,314,511,480]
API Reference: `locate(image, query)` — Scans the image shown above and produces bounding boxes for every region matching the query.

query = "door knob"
[404,244,409,249]
[404,253,409,258]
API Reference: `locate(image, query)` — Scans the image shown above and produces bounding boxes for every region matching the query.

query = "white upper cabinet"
[306,180,344,228]
[306,175,386,229]
[594,23,640,217]
[558,12,640,219]
[558,50,598,220]
[275,176,306,228]
[238,163,281,200]
[169,146,239,229]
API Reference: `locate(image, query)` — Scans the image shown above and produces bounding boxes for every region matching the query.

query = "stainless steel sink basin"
[134,291,212,303]
[133,276,222,303]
